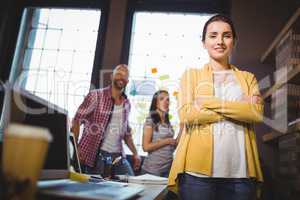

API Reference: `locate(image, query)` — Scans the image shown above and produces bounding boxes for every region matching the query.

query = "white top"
[188,71,247,178]
[101,104,124,153]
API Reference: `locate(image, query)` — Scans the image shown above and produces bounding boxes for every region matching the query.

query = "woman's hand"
[165,138,177,146]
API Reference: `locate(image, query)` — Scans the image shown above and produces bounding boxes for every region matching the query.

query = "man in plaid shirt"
[71,64,141,176]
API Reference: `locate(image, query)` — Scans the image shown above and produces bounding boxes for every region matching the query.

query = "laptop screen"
[7,88,69,179]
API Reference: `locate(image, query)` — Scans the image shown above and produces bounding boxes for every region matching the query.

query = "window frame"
[121,0,230,63]
[7,0,110,89]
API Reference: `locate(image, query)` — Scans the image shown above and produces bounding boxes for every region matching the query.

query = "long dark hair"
[202,14,237,42]
[149,90,170,130]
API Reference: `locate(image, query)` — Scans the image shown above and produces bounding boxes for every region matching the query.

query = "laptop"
[37,131,144,200]
[38,130,144,200]
[69,132,82,174]
[7,88,144,200]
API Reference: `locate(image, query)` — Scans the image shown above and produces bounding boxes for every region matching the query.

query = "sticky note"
[137,102,147,109]
[159,74,170,81]
[151,67,158,74]
[173,91,178,97]
[130,89,137,96]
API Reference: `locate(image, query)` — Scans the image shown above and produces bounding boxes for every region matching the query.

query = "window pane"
[60,30,78,50]
[72,52,95,73]
[21,70,38,91]
[68,73,92,95]
[56,50,74,72]
[34,69,53,94]
[126,12,212,155]
[43,29,62,50]
[74,31,98,51]
[28,28,46,48]
[40,50,58,69]
[23,49,42,70]
[17,8,101,118]
[47,9,67,29]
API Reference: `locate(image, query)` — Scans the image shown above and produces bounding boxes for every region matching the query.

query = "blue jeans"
[81,150,134,177]
[179,173,256,200]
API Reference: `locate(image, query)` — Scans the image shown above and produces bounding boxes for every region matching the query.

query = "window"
[12,8,101,118]
[126,12,213,155]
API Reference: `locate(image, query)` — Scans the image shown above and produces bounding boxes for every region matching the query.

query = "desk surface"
[37,182,168,200]
[131,184,167,200]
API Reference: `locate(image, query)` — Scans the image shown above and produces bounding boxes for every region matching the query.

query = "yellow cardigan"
[168,64,264,192]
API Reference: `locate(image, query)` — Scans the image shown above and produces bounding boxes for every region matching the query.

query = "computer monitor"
[5,87,70,179]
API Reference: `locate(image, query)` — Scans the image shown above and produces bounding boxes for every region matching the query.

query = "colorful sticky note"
[173,91,178,97]
[168,114,173,120]
[137,102,147,109]
[159,74,170,81]
[137,113,147,123]
[137,115,144,123]
[130,89,137,96]
[151,67,158,74]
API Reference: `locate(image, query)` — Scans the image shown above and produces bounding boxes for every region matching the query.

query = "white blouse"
[187,70,247,178]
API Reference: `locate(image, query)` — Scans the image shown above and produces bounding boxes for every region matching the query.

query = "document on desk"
[127,174,168,185]
[38,179,144,200]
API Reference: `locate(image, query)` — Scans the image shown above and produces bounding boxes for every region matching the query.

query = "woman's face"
[203,21,234,62]
[156,92,169,113]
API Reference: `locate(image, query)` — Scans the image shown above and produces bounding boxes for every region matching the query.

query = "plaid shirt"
[73,85,131,167]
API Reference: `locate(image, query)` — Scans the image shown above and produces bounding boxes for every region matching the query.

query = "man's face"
[112,66,129,90]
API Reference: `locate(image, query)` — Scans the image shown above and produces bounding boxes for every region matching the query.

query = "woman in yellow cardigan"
[168,14,263,200]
